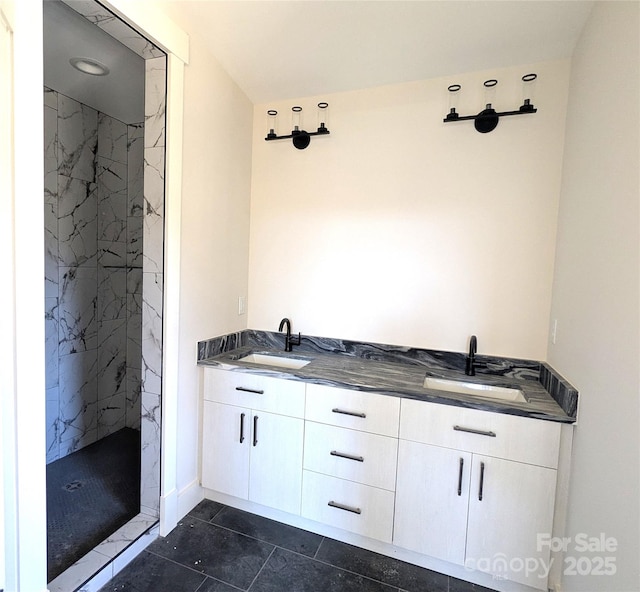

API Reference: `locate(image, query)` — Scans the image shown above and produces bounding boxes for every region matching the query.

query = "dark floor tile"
[188,499,225,523]
[97,550,206,592]
[249,547,399,592]
[448,576,498,592]
[315,538,449,592]
[195,576,241,592]
[212,506,323,557]
[148,518,274,590]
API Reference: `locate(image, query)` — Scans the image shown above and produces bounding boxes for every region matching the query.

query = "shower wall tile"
[58,266,97,355]
[45,297,59,389]
[58,175,98,267]
[46,387,60,463]
[45,200,59,298]
[44,102,58,203]
[141,272,163,396]
[97,319,127,400]
[98,240,127,268]
[127,215,143,268]
[126,368,142,430]
[127,123,144,217]
[44,86,57,109]
[140,391,161,516]
[97,158,128,242]
[144,57,166,149]
[58,349,98,445]
[97,391,127,439]
[98,267,127,321]
[143,146,165,274]
[98,113,127,164]
[58,95,97,183]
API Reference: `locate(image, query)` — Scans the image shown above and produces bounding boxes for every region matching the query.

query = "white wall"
[548,2,639,591]
[248,60,570,360]
[171,25,253,502]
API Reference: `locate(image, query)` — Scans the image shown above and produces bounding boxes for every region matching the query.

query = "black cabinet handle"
[330,450,364,463]
[253,415,258,446]
[328,501,361,515]
[478,461,485,501]
[236,386,264,394]
[332,408,366,419]
[453,425,496,438]
[239,412,245,443]
[457,457,464,496]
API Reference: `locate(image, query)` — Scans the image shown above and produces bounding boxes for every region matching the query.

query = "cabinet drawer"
[303,422,398,491]
[400,398,561,468]
[301,471,394,543]
[305,384,400,436]
[204,367,305,417]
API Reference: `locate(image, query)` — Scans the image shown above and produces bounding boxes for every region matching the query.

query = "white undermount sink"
[423,377,527,403]
[238,353,311,370]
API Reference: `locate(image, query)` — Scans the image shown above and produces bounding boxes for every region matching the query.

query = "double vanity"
[197,329,577,592]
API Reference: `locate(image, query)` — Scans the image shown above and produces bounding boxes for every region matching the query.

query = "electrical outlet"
[238,296,246,315]
[551,319,558,344]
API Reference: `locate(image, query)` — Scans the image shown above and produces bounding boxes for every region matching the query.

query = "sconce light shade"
[265,103,330,149]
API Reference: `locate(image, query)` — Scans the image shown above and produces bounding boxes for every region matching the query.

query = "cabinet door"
[394,440,471,565]
[249,411,304,515]
[202,401,250,499]
[466,455,557,590]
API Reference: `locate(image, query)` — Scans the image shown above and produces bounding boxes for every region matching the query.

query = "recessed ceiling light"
[69,57,110,76]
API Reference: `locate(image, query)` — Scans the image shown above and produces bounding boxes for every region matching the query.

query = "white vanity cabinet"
[201,368,305,515]
[301,384,400,542]
[394,398,561,590]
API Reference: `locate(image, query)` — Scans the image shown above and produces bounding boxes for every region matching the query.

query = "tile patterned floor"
[98,500,497,592]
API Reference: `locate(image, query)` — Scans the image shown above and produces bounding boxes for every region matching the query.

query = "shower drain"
[63,480,84,492]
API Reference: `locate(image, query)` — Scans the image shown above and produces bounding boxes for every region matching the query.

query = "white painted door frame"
[3,1,187,589]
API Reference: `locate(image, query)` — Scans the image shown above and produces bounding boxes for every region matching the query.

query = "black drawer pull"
[453,425,496,438]
[239,412,245,443]
[332,408,366,419]
[236,386,264,394]
[253,415,258,446]
[457,457,464,496]
[328,501,361,515]
[330,450,364,463]
[478,461,485,501]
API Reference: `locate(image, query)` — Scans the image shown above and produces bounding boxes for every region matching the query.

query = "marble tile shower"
[44,55,166,518]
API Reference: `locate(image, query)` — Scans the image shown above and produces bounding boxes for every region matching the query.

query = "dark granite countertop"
[197,330,578,424]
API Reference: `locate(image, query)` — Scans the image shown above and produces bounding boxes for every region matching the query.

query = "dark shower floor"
[47,427,141,582]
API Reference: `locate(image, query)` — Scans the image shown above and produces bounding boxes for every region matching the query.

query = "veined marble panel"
[127,215,143,268]
[97,319,127,400]
[97,390,127,439]
[58,266,97,355]
[46,387,60,463]
[97,267,127,321]
[59,349,98,445]
[142,146,165,274]
[98,240,127,268]
[98,113,127,164]
[140,392,160,515]
[144,57,166,149]
[58,175,98,267]
[127,123,144,217]
[44,86,57,109]
[141,272,163,396]
[97,158,127,243]
[44,102,58,203]
[126,367,142,430]
[58,95,97,183]
[45,200,59,298]
[45,297,59,389]
[127,291,142,372]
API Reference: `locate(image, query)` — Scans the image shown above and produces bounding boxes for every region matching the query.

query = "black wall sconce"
[265,103,330,149]
[444,74,537,133]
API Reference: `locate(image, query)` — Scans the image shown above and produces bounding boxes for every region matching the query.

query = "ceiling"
[160,0,594,104]
[44,0,145,123]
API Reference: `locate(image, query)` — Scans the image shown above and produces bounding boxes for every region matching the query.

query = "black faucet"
[465,335,478,376]
[278,318,301,352]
